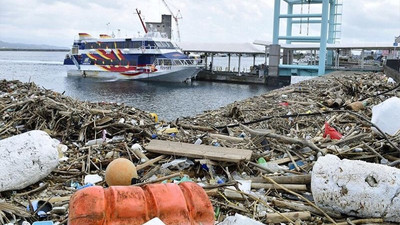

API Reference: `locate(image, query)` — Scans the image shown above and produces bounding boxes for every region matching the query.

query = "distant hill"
[0,40,69,51]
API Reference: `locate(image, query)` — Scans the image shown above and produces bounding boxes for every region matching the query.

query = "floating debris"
[0,70,399,224]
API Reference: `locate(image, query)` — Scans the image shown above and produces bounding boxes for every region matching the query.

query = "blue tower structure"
[271,0,342,76]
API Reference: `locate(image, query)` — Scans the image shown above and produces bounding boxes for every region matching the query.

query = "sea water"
[0,51,273,121]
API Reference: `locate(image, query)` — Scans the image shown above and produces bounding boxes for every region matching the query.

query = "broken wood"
[145,140,252,162]
[266,211,311,223]
[251,183,308,191]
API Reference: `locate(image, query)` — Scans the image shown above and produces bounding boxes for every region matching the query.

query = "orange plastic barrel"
[68,182,214,225]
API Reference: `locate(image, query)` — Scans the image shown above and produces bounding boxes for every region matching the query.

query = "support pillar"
[269,44,280,77]
[318,0,329,75]
[204,53,208,70]
[361,49,365,69]
[283,49,293,64]
[272,0,281,45]
[253,54,256,67]
[238,54,242,76]
[228,53,231,71]
[327,0,335,66]
[286,3,293,44]
[211,53,214,72]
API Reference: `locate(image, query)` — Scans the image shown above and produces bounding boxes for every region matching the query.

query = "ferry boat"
[64,31,202,82]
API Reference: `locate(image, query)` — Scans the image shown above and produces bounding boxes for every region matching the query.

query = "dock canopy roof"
[253,40,396,51]
[179,42,265,54]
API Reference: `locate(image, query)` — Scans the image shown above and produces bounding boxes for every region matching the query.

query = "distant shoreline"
[0,48,69,52]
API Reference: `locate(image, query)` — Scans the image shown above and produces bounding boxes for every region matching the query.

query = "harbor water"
[0,51,274,121]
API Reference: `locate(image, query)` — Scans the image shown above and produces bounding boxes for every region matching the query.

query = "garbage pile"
[0,71,399,225]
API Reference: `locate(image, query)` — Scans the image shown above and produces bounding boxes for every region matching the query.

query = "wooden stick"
[240,124,325,154]
[262,175,337,224]
[266,211,311,223]
[133,172,183,186]
[333,133,369,146]
[362,141,386,160]
[327,218,383,225]
[228,188,296,224]
[251,174,311,184]
[179,124,215,132]
[15,183,48,196]
[251,183,308,191]
[273,199,342,218]
[136,155,165,170]
[285,149,300,171]
[208,133,245,143]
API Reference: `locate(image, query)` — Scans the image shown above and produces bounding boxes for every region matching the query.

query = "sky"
[0,0,399,47]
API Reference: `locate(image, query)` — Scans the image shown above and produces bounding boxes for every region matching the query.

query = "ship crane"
[161,0,182,42]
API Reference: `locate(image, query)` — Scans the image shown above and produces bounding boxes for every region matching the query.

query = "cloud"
[0,0,398,47]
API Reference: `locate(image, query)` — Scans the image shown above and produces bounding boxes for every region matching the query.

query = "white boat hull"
[67,65,203,82]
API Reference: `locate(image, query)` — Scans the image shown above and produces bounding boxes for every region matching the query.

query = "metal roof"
[179,42,265,54]
[253,40,397,50]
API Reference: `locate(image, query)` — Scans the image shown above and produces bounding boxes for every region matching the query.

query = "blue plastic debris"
[27,200,52,219]
[288,160,305,170]
[32,221,54,225]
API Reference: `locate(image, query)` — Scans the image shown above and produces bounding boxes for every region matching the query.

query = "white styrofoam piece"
[0,130,59,191]
[84,174,103,184]
[311,154,400,222]
[371,97,400,136]
[142,217,166,225]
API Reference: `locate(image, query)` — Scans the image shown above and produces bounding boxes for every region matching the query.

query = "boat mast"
[135,8,148,33]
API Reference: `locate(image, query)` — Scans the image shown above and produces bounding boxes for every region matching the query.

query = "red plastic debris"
[279,102,289,106]
[323,122,343,140]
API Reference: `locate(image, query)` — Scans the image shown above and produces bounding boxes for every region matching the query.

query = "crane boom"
[161,0,181,42]
[135,8,148,33]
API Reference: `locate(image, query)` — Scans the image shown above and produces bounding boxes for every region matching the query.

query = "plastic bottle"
[257,157,267,166]
[194,138,202,145]
[68,182,214,225]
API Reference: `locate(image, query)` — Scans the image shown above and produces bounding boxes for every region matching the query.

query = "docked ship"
[64,12,202,82]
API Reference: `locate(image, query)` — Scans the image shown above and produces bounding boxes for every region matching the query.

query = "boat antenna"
[135,8,148,33]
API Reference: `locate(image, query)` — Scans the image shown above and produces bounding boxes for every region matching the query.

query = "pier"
[181,0,398,86]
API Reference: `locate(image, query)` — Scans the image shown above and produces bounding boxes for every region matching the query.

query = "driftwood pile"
[0,71,399,224]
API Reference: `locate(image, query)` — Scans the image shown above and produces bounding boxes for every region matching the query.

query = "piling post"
[361,49,365,69]
[205,53,208,70]
[228,53,231,72]
[238,54,242,76]
[211,53,214,72]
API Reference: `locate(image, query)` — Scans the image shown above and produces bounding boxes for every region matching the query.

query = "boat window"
[132,41,141,48]
[145,41,156,48]
[116,42,124,48]
[166,42,174,48]
[159,59,172,65]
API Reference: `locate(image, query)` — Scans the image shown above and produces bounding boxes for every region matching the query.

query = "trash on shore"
[312,154,400,222]
[0,71,400,224]
[0,130,59,192]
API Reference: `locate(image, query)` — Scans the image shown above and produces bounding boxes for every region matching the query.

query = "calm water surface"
[0,51,273,121]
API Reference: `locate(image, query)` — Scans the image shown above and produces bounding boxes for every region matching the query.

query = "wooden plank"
[145,140,252,162]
